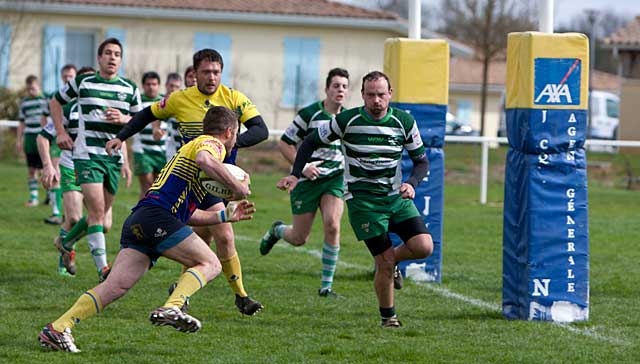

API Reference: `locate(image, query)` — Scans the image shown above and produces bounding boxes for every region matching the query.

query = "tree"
[439,0,535,136]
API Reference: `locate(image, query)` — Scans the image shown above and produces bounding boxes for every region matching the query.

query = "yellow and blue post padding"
[503,32,589,322]
[384,38,449,282]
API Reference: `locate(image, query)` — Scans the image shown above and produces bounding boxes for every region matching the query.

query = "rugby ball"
[199,163,250,199]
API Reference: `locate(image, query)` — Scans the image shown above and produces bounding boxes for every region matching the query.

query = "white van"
[589,91,620,140]
[497,90,620,140]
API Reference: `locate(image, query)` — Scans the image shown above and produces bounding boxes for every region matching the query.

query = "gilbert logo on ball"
[200,164,249,200]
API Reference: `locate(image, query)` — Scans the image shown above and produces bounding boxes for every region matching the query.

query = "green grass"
[0,145,639,363]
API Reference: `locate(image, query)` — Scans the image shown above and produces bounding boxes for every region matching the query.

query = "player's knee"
[413,234,434,259]
[324,220,340,240]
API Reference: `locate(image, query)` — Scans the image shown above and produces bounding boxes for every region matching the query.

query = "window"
[282,37,320,108]
[66,30,96,70]
[456,99,472,125]
[606,98,619,118]
[0,23,11,88]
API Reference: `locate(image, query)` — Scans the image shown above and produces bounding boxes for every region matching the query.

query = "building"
[448,56,619,137]
[0,0,475,131]
[603,15,640,145]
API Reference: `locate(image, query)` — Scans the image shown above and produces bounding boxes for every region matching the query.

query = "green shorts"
[74,158,121,195]
[60,165,82,193]
[134,151,166,176]
[49,142,62,159]
[23,134,39,154]
[290,172,343,215]
[346,193,421,241]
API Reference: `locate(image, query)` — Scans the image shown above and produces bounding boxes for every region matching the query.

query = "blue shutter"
[42,25,65,94]
[282,37,320,108]
[105,28,126,76]
[193,33,232,86]
[299,38,320,106]
[0,24,11,88]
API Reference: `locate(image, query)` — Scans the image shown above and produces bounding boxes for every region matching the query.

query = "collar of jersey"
[358,106,393,124]
[95,72,121,83]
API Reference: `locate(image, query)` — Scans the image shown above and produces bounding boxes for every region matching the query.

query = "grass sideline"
[0,147,638,363]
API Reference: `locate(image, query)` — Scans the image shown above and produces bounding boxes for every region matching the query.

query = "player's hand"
[105,107,130,125]
[15,140,22,154]
[41,164,59,190]
[56,131,74,150]
[399,183,415,199]
[277,175,298,193]
[302,161,321,180]
[152,127,165,141]
[230,175,251,201]
[105,138,123,156]
[121,164,132,188]
[224,200,256,223]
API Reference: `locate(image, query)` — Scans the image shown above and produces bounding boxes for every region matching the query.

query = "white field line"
[235,234,626,345]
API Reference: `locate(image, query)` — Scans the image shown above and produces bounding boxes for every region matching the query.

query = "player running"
[106,49,268,316]
[38,106,254,353]
[50,38,140,282]
[260,68,349,297]
[277,71,434,328]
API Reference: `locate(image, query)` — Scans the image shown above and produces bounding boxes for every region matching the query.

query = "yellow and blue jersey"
[136,135,226,223]
[150,84,260,145]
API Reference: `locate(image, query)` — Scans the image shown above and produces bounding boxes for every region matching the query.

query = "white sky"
[338,0,640,28]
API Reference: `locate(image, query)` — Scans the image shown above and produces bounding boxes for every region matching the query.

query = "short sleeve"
[233,90,260,123]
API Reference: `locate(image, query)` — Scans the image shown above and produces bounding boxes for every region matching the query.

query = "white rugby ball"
[200,163,250,199]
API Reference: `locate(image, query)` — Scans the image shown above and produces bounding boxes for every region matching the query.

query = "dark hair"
[184,65,194,78]
[77,66,96,75]
[166,72,182,84]
[203,106,238,136]
[325,68,349,89]
[193,49,224,71]
[142,71,161,84]
[361,71,391,92]
[98,37,123,56]
[25,75,38,85]
[60,64,76,73]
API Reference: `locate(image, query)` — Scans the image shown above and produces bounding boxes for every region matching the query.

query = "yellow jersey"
[151,84,260,145]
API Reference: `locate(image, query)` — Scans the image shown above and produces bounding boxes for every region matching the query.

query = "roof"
[450,57,618,92]
[604,16,640,49]
[19,0,399,20]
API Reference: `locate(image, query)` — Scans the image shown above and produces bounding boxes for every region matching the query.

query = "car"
[446,112,479,136]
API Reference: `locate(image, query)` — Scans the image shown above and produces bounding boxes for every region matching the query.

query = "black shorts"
[26,152,43,169]
[364,216,429,256]
[120,204,193,266]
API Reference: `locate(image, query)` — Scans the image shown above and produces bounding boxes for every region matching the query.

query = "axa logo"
[534,58,581,106]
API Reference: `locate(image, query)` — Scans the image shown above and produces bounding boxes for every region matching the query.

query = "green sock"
[62,217,88,251]
[321,242,339,290]
[58,228,69,269]
[28,178,38,201]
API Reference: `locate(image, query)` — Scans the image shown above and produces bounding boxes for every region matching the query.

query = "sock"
[221,253,247,297]
[28,178,38,202]
[321,242,340,291]
[380,306,396,320]
[274,224,289,239]
[52,289,102,331]
[87,225,108,271]
[163,268,207,308]
[57,228,69,270]
[53,188,62,216]
[62,217,88,250]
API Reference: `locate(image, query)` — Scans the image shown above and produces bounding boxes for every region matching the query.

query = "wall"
[449,89,502,137]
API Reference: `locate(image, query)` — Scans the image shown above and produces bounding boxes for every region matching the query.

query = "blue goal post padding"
[503,148,589,321]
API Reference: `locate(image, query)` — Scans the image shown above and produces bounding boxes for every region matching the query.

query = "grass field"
[1,144,639,363]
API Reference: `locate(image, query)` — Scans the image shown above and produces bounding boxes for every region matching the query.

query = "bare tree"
[439,0,535,136]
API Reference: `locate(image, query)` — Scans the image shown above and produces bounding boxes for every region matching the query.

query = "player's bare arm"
[49,98,72,150]
[195,150,250,200]
[188,200,256,225]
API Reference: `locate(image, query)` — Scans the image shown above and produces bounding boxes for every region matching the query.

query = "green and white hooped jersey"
[132,95,167,154]
[317,106,425,200]
[55,73,142,163]
[19,95,49,135]
[281,101,344,181]
[41,101,80,169]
